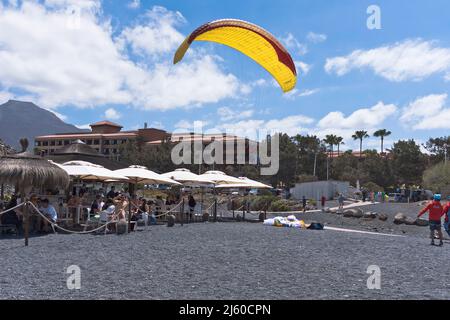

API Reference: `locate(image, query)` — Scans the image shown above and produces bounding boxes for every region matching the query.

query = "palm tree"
[323,134,337,156]
[352,130,369,158]
[336,136,344,157]
[373,129,391,154]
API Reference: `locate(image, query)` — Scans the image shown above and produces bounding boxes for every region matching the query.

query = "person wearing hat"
[418,194,444,246]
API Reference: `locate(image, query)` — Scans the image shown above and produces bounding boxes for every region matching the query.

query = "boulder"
[236,214,242,222]
[394,213,407,225]
[351,208,364,218]
[202,212,209,222]
[329,208,337,214]
[343,210,353,217]
[324,207,331,213]
[363,211,377,219]
[378,213,388,221]
[167,214,175,227]
[415,219,429,227]
[404,217,416,225]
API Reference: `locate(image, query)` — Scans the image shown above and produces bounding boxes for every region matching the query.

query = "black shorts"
[429,220,441,231]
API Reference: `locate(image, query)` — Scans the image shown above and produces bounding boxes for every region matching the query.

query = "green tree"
[373,129,392,154]
[424,136,450,165]
[352,130,369,158]
[335,136,344,157]
[391,140,426,185]
[423,162,450,193]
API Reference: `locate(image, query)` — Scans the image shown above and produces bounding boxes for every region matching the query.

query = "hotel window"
[64,140,70,145]
[86,140,92,145]
[50,141,56,146]
[112,140,117,145]
[121,140,127,144]
[58,141,62,146]
[93,139,99,145]
[113,149,117,154]
[43,141,48,146]
[35,141,41,146]
[104,140,110,145]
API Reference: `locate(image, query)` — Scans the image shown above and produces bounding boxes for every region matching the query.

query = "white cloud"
[281,33,308,55]
[217,107,254,121]
[76,123,91,130]
[284,88,319,100]
[400,94,450,130]
[127,0,140,9]
[117,6,185,58]
[306,32,327,43]
[174,119,209,131]
[318,101,397,129]
[295,61,311,76]
[104,108,121,120]
[50,110,68,121]
[0,91,13,103]
[0,2,242,111]
[214,115,314,139]
[325,39,450,82]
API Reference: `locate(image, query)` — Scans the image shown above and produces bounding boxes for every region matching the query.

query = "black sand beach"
[1,214,449,300]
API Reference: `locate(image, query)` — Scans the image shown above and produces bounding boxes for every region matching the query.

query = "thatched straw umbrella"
[0,139,70,246]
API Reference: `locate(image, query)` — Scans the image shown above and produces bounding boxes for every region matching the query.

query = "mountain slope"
[0,100,84,149]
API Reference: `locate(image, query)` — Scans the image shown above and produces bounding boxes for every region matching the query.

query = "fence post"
[213,199,217,222]
[180,198,185,226]
[242,203,245,221]
[232,199,235,219]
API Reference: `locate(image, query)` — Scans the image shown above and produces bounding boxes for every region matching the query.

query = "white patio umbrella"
[161,168,214,186]
[215,177,272,189]
[114,165,181,185]
[61,161,129,181]
[198,170,243,185]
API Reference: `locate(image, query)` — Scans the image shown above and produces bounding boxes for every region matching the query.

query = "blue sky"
[0,0,449,151]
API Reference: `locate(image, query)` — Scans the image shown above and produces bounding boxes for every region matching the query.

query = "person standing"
[188,195,196,222]
[338,194,345,212]
[418,194,444,246]
[321,195,326,211]
[302,196,307,213]
[443,198,450,237]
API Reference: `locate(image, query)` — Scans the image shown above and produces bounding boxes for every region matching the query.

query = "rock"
[415,219,429,227]
[329,208,338,214]
[351,208,364,218]
[116,221,128,234]
[324,207,331,213]
[167,214,175,227]
[363,211,377,219]
[202,212,209,222]
[378,213,388,221]
[394,213,407,225]
[404,217,416,225]
[343,210,353,217]
[236,214,242,222]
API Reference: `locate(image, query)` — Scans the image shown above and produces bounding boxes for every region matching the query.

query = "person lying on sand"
[418,194,444,246]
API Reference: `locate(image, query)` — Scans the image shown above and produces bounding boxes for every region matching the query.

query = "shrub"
[362,181,384,192]
[250,195,278,211]
[269,199,290,212]
[423,163,450,193]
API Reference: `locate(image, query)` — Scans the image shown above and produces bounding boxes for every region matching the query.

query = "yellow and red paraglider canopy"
[173,19,297,93]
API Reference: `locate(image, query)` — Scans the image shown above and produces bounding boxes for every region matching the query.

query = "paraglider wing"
[173,19,297,93]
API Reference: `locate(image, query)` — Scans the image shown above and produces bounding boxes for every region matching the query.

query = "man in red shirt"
[418,194,444,246]
[443,198,450,237]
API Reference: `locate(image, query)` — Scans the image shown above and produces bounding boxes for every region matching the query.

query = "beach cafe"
[0,140,273,246]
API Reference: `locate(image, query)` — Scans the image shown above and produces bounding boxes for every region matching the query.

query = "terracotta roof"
[90,120,123,128]
[36,132,137,139]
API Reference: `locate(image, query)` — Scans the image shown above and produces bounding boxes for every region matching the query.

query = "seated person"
[40,198,58,232]
[90,194,104,216]
[1,197,22,233]
[99,199,116,223]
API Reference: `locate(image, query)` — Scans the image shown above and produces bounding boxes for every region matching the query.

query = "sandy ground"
[1,214,450,300]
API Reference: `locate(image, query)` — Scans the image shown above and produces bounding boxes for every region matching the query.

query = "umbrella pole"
[22,192,29,246]
[128,182,134,233]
